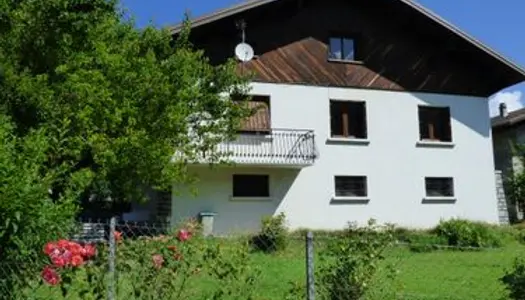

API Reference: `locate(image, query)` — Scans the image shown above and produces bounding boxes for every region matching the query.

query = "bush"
[407,233,448,253]
[317,219,397,300]
[434,219,502,248]
[29,224,260,299]
[251,213,288,253]
[501,258,525,300]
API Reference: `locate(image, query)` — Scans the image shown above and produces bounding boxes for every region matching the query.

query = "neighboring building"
[492,104,525,222]
[128,0,525,234]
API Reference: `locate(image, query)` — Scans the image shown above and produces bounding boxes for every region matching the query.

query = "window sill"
[229,196,273,202]
[326,137,370,145]
[330,196,370,204]
[422,197,457,204]
[327,58,364,65]
[416,140,455,148]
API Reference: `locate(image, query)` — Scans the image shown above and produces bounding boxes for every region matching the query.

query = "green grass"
[16,240,525,299]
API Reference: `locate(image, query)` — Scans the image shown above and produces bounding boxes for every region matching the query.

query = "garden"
[2,216,525,300]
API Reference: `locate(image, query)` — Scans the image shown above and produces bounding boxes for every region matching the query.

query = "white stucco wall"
[172,83,499,234]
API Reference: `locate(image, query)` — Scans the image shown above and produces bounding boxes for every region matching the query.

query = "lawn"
[16,239,525,299]
[241,240,525,300]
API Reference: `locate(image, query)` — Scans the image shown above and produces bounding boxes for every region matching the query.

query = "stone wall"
[495,170,510,224]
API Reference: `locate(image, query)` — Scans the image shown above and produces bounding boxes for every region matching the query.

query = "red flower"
[152,254,164,269]
[51,255,67,268]
[57,240,69,249]
[177,229,191,242]
[43,242,57,256]
[41,266,61,286]
[114,231,122,242]
[71,255,84,267]
[67,242,83,256]
[81,244,97,258]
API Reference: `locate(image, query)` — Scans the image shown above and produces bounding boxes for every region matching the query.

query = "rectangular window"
[425,177,454,197]
[330,100,367,139]
[418,106,452,142]
[335,176,367,197]
[329,37,355,61]
[232,175,269,198]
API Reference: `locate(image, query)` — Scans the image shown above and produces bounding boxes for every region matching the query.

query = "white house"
[126,0,525,234]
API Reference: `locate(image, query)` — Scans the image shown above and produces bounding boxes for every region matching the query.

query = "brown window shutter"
[239,96,271,132]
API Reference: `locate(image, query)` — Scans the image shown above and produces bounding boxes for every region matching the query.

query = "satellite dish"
[235,43,254,62]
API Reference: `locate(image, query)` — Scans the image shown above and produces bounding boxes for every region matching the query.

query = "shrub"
[251,213,288,253]
[434,219,502,248]
[407,233,448,253]
[317,219,397,300]
[501,258,525,300]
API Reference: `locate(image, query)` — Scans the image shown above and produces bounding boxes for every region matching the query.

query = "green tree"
[506,142,525,222]
[0,0,252,208]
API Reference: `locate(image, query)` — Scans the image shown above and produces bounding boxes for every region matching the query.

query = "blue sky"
[121,0,525,116]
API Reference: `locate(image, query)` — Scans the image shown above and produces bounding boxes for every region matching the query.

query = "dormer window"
[329,37,355,61]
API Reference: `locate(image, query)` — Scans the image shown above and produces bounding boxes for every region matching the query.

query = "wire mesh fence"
[1,219,524,300]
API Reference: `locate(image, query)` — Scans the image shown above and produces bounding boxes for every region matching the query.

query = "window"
[329,37,356,61]
[232,175,269,198]
[335,176,367,197]
[418,106,452,142]
[330,100,367,139]
[425,177,454,197]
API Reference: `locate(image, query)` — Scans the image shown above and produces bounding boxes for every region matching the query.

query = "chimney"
[499,102,508,118]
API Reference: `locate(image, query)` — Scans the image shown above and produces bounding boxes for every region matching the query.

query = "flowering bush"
[34,220,260,299]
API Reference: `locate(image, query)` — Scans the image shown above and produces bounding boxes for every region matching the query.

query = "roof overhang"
[169,0,525,90]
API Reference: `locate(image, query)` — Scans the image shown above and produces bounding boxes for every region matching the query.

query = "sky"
[121,0,525,117]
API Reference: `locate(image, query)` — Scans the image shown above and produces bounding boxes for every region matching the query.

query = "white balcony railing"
[216,128,317,166]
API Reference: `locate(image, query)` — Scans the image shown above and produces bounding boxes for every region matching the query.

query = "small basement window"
[329,37,356,61]
[418,106,452,142]
[425,177,454,197]
[330,100,367,139]
[233,175,269,198]
[335,176,367,197]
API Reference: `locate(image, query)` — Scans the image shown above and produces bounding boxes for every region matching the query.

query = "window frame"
[424,177,455,198]
[334,175,368,198]
[329,100,368,140]
[232,174,270,199]
[418,105,452,142]
[328,36,359,62]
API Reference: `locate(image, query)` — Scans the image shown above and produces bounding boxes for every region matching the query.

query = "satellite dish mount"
[235,20,254,64]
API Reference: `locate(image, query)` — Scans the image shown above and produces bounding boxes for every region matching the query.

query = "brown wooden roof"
[172,0,525,97]
[492,108,525,130]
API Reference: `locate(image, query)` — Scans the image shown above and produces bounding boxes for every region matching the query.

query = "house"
[126,0,525,234]
[492,103,525,222]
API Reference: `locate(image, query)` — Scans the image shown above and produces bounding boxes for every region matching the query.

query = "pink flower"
[81,244,97,258]
[41,266,61,286]
[43,242,57,256]
[114,231,122,242]
[177,229,191,242]
[57,240,69,249]
[71,255,84,267]
[152,254,164,269]
[51,255,67,268]
[67,242,83,256]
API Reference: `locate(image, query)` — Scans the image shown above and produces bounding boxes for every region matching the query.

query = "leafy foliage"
[0,114,91,295]
[434,219,502,248]
[501,258,525,300]
[251,213,288,253]
[505,142,525,221]
[0,0,252,209]
[317,219,397,300]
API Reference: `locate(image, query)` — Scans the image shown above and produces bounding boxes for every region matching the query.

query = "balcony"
[217,128,317,167]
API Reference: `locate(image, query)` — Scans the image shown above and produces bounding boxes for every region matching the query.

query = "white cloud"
[489,90,524,117]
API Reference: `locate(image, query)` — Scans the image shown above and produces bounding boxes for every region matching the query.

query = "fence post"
[108,216,117,300]
[306,231,315,300]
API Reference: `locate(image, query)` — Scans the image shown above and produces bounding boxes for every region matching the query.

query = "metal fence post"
[108,217,117,300]
[306,231,315,300]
